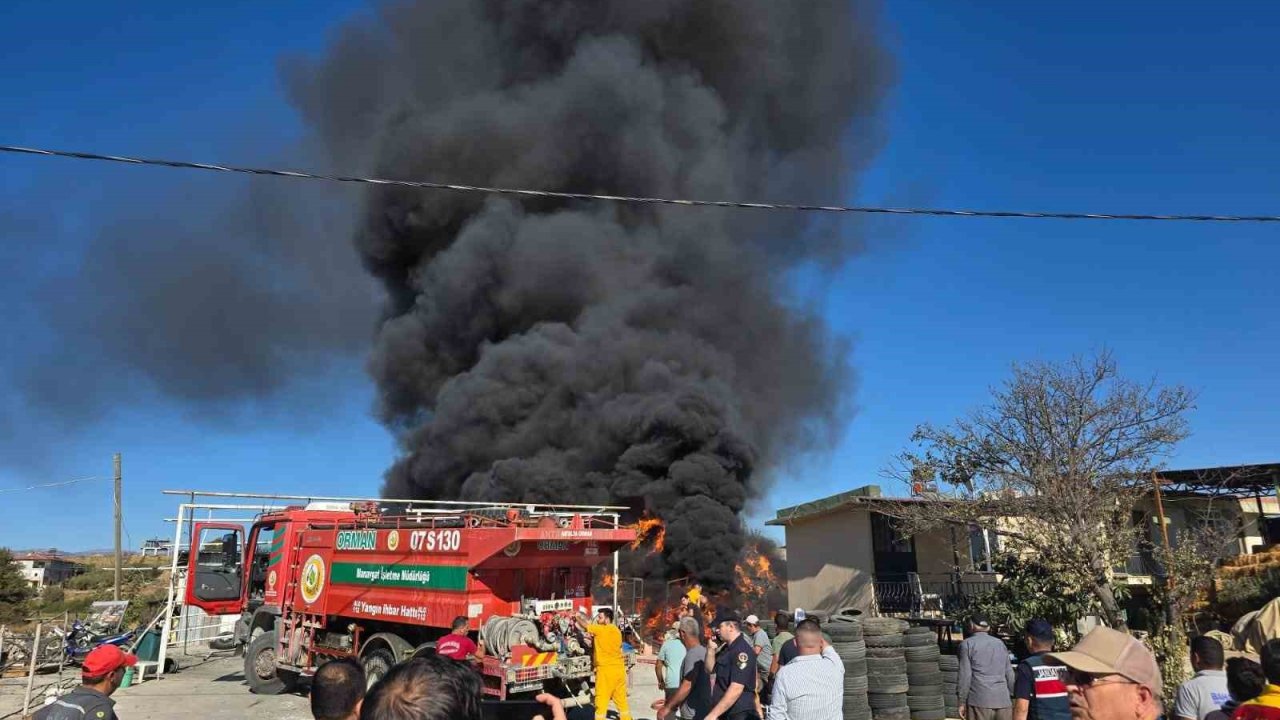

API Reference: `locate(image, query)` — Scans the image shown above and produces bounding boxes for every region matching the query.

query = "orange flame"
[734,540,781,615]
[601,572,615,589]
[629,515,666,553]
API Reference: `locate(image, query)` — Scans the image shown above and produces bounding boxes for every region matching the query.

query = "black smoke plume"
[296,0,890,590]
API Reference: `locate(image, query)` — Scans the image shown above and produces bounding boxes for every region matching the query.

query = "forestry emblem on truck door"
[387,530,401,551]
[300,554,326,604]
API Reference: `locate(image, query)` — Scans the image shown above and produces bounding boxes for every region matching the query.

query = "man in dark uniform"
[703,614,759,720]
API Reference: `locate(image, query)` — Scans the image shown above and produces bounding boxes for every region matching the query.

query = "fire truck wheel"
[361,647,396,689]
[244,630,297,695]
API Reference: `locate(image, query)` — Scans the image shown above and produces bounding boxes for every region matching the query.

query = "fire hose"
[480,616,545,657]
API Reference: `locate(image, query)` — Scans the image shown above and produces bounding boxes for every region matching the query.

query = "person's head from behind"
[80,645,137,697]
[595,607,614,625]
[360,654,482,720]
[1048,627,1163,720]
[795,619,824,656]
[1226,656,1265,704]
[774,612,790,633]
[969,614,991,635]
[1189,635,1225,672]
[1025,619,1055,653]
[312,658,365,720]
[450,616,469,634]
[1261,639,1280,687]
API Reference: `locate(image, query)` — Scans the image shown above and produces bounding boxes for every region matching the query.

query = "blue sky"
[1,1,1277,551]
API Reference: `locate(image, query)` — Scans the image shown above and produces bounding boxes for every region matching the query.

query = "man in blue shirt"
[658,622,689,705]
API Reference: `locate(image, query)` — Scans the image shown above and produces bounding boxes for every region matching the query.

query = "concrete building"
[769,464,1280,622]
[12,551,85,589]
[141,538,173,557]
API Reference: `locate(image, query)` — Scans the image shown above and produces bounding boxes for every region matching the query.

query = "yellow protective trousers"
[593,665,631,720]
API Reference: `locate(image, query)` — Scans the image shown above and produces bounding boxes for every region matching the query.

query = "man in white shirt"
[768,619,843,720]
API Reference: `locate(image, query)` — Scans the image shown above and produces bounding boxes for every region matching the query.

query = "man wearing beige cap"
[1046,626,1163,720]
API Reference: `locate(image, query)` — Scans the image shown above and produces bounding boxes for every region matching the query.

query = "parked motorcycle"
[60,620,138,666]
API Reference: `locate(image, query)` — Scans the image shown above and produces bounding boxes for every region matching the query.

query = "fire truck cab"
[182,498,635,702]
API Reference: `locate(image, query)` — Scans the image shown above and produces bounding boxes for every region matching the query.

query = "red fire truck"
[181,498,635,703]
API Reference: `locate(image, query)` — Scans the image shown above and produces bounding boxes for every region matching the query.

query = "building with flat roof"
[769,463,1280,624]
[11,551,86,589]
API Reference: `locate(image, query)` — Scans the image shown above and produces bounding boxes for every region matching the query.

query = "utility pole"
[114,453,122,602]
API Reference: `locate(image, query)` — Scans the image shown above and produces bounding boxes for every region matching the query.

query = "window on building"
[871,513,914,554]
[968,525,999,572]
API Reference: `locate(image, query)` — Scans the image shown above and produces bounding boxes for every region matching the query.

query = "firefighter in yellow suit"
[576,608,631,720]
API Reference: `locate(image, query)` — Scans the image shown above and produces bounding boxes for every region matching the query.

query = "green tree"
[0,547,35,624]
[957,550,1125,645]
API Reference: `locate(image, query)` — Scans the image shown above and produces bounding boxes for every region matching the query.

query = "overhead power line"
[3,143,1280,223]
[0,476,108,495]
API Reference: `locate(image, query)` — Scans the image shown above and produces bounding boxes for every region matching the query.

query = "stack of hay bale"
[939,654,960,718]
[864,617,911,720]
[830,614,870,720]
[904,627,945,720]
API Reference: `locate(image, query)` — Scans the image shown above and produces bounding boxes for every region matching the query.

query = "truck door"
[184,522,247,615]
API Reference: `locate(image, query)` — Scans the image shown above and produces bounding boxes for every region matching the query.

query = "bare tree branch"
[881,352,1196,630]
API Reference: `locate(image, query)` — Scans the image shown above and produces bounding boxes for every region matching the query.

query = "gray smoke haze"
[288,0,891,589]
[0,172,377,452]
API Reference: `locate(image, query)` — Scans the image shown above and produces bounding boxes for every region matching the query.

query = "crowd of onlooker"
[30,606,1280,720]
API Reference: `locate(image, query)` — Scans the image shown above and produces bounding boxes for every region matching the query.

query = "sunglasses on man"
[1058,669,1140,689]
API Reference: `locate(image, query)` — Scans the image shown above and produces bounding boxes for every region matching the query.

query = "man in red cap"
[34,644,137,720]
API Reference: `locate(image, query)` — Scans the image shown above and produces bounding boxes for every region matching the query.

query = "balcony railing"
[872,574,999,616]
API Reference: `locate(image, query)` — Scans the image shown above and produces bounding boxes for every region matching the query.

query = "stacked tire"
[904,627,945,720]
[864,617,910,720]
[939,655,960,719]
[830,614,869,720]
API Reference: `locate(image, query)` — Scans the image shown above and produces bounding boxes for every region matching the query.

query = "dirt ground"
[3,648,662,720]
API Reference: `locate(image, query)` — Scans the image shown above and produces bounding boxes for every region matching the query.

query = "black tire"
[914,709,947,720]
[863,618,909,636]
[908,695,945,708]
[868,676,909,693]
[938,656,959,670]
[866,634,905,648]
[846,659,868,676]
[846,676,870,692]
[907,661,941,675]
[903,633,935,647]
[845,693,872,708]
[869,657,908,673]
[361,646,397,689]
[907,685,944,697]
[908,672,944,686]
[209,635,239,651]
[905,626,934,635]
[873,707,911,720]
[905,646,941,661]
[868,647,906,658]
[869,692,910,709]
[835,641,868,657]
[244,630,297,695]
